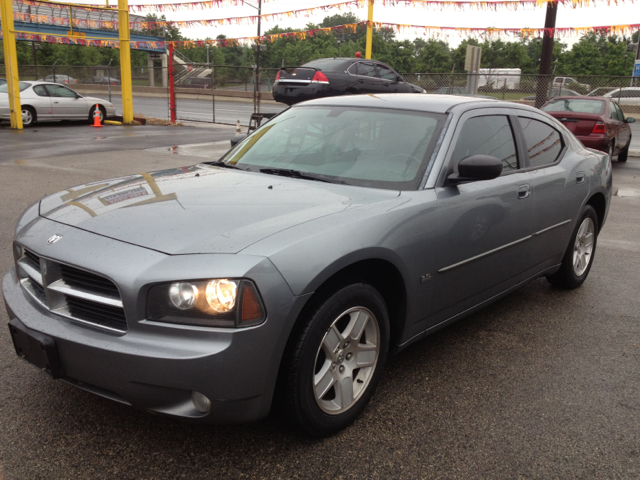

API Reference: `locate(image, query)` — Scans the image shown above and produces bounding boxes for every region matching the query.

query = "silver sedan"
[0,81,116,127]
[4,94,612,437]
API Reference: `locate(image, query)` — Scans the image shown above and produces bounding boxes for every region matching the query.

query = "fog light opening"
[192,391,211,413]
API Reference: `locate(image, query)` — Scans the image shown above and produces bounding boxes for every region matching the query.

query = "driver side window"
[45,84,77,98]
[452,115,518,174]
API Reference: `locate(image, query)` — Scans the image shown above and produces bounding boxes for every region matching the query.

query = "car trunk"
[549,112,601,135]
[277,67,317,85]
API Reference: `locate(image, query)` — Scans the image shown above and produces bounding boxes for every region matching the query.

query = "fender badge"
[47,234,63,245]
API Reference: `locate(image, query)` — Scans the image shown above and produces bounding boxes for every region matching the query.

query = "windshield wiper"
[204,161,248,170]
[259,168,343,184]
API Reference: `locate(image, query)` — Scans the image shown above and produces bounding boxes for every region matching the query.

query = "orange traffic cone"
[92,105,103,128]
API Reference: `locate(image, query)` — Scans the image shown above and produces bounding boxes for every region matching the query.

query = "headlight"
[147,278,265,328]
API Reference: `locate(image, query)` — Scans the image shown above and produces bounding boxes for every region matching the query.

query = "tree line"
[1,12,638,77]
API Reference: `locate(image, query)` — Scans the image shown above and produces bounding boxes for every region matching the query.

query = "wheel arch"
[586,192,606,233]
[290,255,409,352]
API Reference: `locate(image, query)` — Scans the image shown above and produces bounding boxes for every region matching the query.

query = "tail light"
[311,71,329,84]
[275,71,281,81]
[591,121,606,134]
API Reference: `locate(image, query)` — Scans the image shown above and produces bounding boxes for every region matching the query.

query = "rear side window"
[452,115,518,173]
[518,117,563,167]
[33,85,49,96]
[356,62,378,77]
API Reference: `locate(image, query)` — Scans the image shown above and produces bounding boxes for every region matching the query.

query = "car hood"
[39,164,400,254]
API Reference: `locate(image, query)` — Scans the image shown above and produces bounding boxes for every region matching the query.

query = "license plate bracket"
[8,319,64,379]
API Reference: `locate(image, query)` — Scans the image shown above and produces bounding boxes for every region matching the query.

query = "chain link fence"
[3,65,639,122]
[401,73,640,115]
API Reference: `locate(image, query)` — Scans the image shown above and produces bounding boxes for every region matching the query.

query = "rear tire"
[22,106,36,127]
[281,283,390,437]
[617,137,630,163]
[547,205,598,289]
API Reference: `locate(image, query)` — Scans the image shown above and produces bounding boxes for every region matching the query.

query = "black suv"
[272,57,425,105]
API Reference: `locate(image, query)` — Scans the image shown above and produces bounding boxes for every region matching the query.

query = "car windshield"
[543,99,605,114]
[219,106,446,190]
[0,82,31,93]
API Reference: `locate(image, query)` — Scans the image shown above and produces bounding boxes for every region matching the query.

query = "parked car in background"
[553,76,591,92]
[521,88,581,102]
[272,57,425,105]
[601,87,640,107]
[4,94,611,437]
[181,77,212,89]
[0,81,116,127]
[587,87,617,97]
[83,75,121,85]
[541,96,635,162]
[39,75,78,84]
[0,78,6,87]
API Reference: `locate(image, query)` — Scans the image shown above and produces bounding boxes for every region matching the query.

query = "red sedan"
[541,96,636,162]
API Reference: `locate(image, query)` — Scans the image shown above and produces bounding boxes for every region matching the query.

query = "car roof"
[296,93,509,114]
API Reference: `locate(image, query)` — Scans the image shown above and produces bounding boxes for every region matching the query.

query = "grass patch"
[133,113,183,126]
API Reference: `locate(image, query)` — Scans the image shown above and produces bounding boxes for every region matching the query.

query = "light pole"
[241,0,262,114]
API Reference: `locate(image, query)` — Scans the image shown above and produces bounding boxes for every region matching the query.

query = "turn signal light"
[591,121,606,134]
[241,284,262,321]
[311,71,330,84]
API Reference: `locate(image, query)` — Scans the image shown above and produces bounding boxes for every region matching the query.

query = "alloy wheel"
[573,217,595,277]
[313,307,380,415]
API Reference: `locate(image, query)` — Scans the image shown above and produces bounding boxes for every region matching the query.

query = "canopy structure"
[5,0,166,52]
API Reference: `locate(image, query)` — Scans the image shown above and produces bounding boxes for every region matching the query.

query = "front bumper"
[3,221,310,423]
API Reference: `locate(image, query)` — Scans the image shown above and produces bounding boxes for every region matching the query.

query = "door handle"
[517,184,531,199]
[576,171,585,184]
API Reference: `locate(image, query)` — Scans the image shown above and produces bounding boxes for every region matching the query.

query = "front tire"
[282,283,390,437]
[547,205,598,289]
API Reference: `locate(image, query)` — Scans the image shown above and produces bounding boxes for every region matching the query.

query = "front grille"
[60,264,120,298]
[65,295,127,331]
[15,246,127,333]
[24,249,41,267]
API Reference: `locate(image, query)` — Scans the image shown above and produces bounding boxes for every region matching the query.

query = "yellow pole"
[365,0,374,60]
[118,0,133,124]
[1,0,23,129]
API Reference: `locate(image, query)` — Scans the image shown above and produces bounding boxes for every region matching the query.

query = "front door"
[45,84,87,120]
[430,113,535,323]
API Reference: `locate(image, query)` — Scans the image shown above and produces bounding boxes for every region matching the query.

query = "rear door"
[45,84,88,120]
[515,114,586,267]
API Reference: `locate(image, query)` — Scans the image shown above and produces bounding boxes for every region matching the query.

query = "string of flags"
[5,21,639,50]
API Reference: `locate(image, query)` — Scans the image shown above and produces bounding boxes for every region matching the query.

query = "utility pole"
[534,2,557,109]
[254,0,262,114]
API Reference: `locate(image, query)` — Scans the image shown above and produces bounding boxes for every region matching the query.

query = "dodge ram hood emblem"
[47,234,63,244]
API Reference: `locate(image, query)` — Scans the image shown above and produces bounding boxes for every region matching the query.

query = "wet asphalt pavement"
[0,124,638,479]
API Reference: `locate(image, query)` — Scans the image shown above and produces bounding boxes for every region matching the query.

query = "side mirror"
[230,133,248,148]
[625,117,636,123]
[448,155,503,183]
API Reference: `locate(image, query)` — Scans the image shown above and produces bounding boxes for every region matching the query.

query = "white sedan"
[602,87,640,107]
[0,81,116,127]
